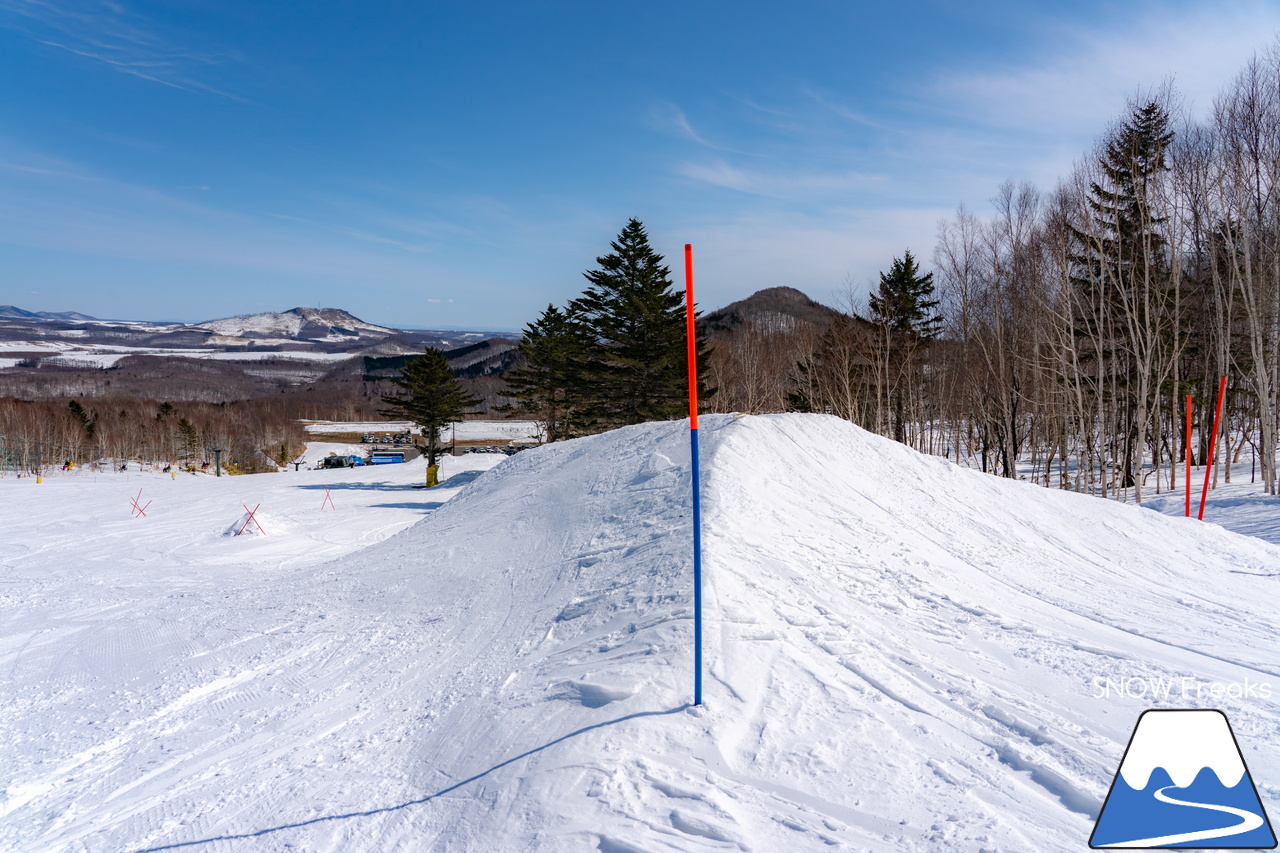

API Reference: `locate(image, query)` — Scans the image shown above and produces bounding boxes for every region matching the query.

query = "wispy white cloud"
[658,1,1280,295]
[800,89,893,132]
[649,102,756,155]
[305,187,511,246]
[679,160,751,191]
[1,0,244,98]
[931,3,1280,133]
[0,152,432,282]
[0,143,597,326]
[0,156,104,182]
[265,213,434,254]
[670,106,715,148]
[678,159,888,200]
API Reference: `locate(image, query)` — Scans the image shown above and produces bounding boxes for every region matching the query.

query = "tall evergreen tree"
[1070,100,1176,491]
[176,417,200,463]
[570,218,710,429]
[67,399,97,440]
[1072,100,1174,317]
[380,348,479,472]
[502,303,589,441]
[1087,101,1173,244]
[865,250,942,443]
[868,250,942,340]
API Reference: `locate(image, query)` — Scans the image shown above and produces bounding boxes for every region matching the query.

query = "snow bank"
[3,414,1279,852]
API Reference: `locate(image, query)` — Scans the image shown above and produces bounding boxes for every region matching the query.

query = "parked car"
[317,455,364,469]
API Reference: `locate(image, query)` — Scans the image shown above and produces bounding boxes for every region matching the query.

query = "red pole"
[1198,376,1227,521]
[684,244,699,428]
[1184,394,1192,518]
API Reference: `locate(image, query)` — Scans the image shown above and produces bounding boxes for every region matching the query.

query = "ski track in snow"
[1,413,1278,852]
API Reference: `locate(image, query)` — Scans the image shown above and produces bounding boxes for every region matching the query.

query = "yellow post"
[36,475,42,484]
[426,464,439,487]
[171,471,176,480]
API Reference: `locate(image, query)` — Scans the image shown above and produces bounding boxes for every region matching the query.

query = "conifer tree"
[380,348,479,470]
[865,250,942,443]
[570,218,710,429]
[1070,100,1176,493]
[502,303,588,441]
[176,417,200,463]
[868,250,942,340]
[1071,100,1174,328]
[67,399,97,440]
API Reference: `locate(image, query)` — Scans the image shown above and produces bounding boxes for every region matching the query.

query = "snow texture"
[1143,463,1280,547]
[2,413,1279,852]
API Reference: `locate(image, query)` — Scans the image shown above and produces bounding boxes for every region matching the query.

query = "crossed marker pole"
[321,486,335,511]
[236,503,265,536]
[127,489,268,536]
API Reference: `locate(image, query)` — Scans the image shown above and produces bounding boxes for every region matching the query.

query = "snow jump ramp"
[6,413,1280,852]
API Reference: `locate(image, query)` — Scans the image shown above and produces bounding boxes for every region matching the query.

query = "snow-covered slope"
[3,414,1279,852]
[193,307,395,342]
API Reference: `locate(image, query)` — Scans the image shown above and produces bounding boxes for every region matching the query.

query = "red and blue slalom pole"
[684,243,703,707]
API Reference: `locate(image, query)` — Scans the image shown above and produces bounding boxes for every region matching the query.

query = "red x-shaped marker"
[237,503,265,536]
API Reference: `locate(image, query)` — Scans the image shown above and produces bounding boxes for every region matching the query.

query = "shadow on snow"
[130,705,690,852]
[293,469,487,492]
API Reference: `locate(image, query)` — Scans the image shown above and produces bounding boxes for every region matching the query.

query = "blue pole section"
[690,425,703,706]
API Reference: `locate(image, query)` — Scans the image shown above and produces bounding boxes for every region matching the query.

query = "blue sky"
[1,1,1278,330]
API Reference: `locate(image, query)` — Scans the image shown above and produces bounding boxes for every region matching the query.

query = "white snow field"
[3,413,1280,852]
[1142,461,1280,547]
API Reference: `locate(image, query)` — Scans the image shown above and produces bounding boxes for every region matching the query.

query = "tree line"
[691,42,1280,502]
[0,396,308,476]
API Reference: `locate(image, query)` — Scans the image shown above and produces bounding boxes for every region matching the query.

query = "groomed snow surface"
[3,413,1279,852]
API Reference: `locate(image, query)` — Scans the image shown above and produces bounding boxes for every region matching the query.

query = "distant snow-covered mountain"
[191,307,396,342]
[0,305,100,322]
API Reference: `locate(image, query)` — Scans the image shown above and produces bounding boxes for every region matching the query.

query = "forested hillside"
[699,44,1280,504]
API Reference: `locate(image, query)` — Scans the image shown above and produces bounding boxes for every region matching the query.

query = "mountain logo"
[1091,709,1276,849]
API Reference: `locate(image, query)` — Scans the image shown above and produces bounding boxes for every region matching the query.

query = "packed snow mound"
[5,414,1280,853]
[221,508,283,537]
